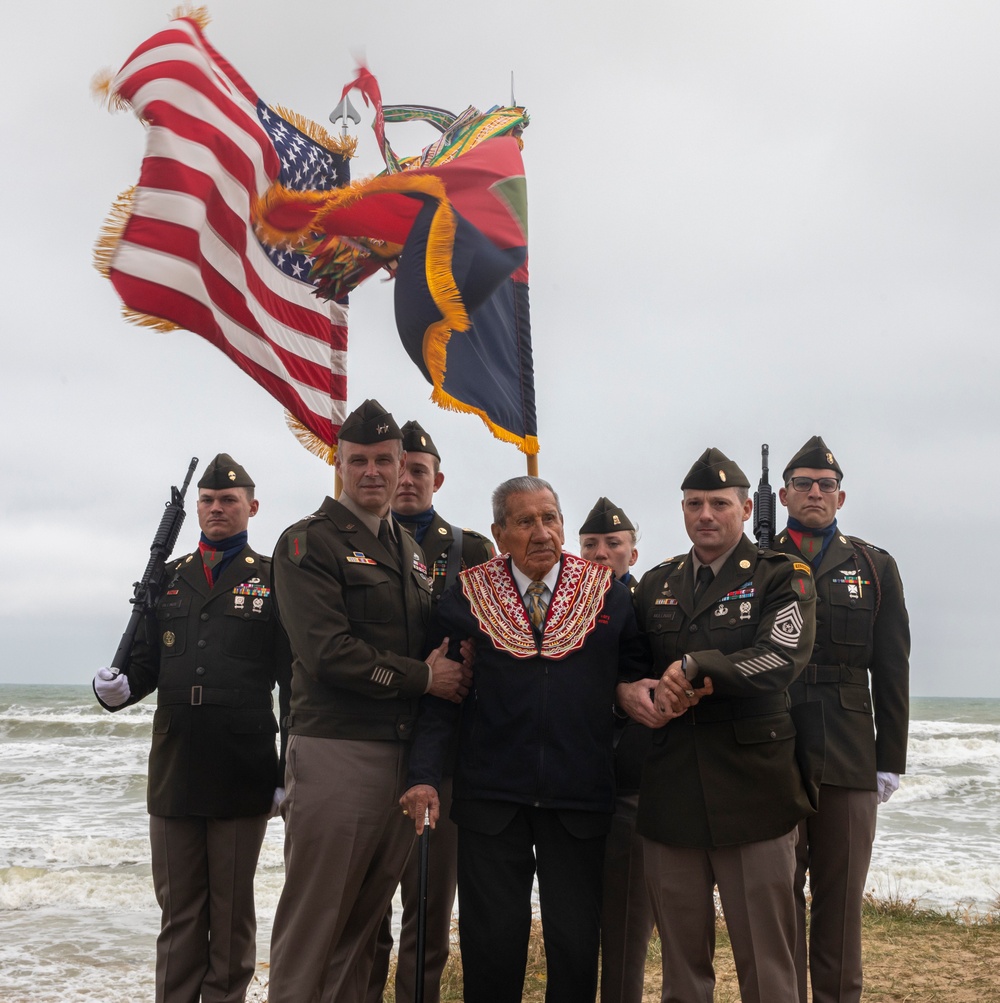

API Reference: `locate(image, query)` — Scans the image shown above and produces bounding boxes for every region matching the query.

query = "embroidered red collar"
[460,553,613,660]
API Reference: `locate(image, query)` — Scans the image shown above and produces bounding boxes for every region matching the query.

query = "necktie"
[694,565,715,601]
[378,519,393,548]
[525,580,548,629]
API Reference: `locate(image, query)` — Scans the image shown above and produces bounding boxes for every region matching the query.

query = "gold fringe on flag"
[169,4,211,29]
[120,308,181,332]
[272,105,357,160]
[93,187,135,278]
[285,412,336,464]
[91,68,131,112]
[430,384,540,456]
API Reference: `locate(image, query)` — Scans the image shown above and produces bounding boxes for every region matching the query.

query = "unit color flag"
[257,77,539,456]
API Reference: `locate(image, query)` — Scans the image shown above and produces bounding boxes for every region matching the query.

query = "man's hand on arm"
[399,784,440,832]
[654,661,713,716]
[617,678,671,727]
[425,637,473,703]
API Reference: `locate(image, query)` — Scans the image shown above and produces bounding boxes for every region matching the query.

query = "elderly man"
[578,497,654,1003]
[93,453,291,1003]
[627,447,817,1003]
[401,476,650,1003]
[368,419,494,1003]
[266,400,472,1003]
[773,435,910,1003]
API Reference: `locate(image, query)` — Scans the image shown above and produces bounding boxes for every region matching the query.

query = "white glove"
[94,667,131,708]
[269,787,286,819]
[876,771,900,803]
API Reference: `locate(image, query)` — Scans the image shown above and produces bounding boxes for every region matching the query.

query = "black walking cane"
[414,807,431,1003]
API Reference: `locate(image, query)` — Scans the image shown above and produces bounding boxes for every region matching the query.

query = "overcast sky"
[1,1,997,696]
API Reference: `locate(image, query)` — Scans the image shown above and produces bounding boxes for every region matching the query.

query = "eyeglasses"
[788,476,840,494]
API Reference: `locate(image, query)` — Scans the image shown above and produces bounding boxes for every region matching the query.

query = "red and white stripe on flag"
[105,16,349,454]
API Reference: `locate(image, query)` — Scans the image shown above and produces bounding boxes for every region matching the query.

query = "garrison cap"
[198,453,254,489]
[400,419,440,460]
[579,497,635,535]
[681,447,750,490]
[338,399,402,444]
[782,435,843,482]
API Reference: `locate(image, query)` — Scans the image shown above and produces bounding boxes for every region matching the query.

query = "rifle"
[753,443,776,550]
[109,457,198,674]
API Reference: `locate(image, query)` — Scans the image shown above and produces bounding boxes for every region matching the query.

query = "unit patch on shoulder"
[288,533,307,565]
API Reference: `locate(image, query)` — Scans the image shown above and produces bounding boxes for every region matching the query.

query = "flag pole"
[526,454,538,477]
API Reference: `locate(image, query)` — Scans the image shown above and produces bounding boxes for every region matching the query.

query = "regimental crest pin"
[162,630,176,647]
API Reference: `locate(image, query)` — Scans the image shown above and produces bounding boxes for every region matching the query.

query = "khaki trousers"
[794,784,879,1003]
[643,829,799,1003]
[268,736,415,1003]
[149,813,268,1003]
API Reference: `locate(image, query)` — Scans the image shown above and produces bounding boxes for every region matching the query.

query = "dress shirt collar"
[691,540,741,579]
[338,492,395,540]
[509,557,562,599]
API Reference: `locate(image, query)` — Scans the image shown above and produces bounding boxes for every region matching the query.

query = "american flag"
[100,16,349,455]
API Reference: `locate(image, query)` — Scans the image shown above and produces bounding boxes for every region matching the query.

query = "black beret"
[782,435,843,482]
[681,447,750,490]
[198,453,254,489]
[338,399,402,445]
[400,419,440,460]
[579,497,635,535]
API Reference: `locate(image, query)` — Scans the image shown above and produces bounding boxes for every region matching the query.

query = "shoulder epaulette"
[848,535,890,556]
[172,552,196,570]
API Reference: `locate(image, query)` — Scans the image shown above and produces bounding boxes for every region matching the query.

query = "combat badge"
[162,630,176,647]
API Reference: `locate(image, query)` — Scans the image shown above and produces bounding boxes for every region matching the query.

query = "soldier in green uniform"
[773,435,910,1003]
[625,447,817,1003]
[578,497,654,1003]
[368,419,494,1003]
[266,400,473,1003]
[93,453,291,1003]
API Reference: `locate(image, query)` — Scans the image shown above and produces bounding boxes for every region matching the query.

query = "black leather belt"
[803,664,869,685]
[157,687,273,708]
[685,691,790,724]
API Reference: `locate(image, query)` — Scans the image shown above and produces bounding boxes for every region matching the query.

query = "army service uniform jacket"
[101,546,291,818]
[633,535,817,848]
[274,497,434,742]
[411,511,495,601]
[772,529,909,789]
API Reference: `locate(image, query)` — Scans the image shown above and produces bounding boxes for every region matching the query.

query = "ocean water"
[1,686,998,1001]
